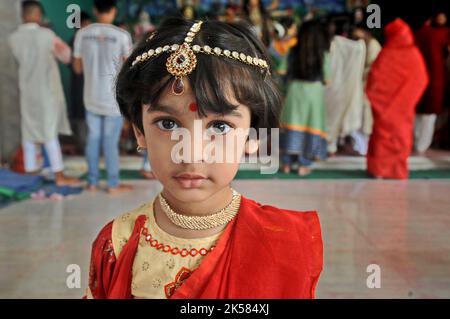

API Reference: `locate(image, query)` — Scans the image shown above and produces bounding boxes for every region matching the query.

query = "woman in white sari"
[325,34,366,155]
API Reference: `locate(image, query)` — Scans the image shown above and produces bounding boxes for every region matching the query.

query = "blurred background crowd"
[0,0,449,182]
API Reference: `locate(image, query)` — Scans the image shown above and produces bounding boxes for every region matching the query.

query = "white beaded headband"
[130,21,270,95]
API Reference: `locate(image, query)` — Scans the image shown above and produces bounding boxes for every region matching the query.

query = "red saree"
[415,23,450,115]
[366,19,429,179]
[86,195,323,299]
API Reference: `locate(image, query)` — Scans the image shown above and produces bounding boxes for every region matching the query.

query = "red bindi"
[189,103,198,112]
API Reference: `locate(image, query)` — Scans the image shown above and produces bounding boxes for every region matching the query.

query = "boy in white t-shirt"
[73,0,133,194]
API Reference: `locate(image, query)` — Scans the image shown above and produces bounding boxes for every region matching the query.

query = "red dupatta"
[87,195,323,299]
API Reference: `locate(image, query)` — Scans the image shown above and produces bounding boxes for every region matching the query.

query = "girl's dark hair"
[116,17,281,136]
[288,20,330,81]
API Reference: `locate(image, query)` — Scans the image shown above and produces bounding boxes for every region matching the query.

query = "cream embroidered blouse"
[87,198,225,299]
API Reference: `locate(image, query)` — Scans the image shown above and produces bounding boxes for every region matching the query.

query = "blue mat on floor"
[0,168,43,193]
[0,169,83,208]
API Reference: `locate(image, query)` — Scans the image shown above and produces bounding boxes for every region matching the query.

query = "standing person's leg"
[414,114,437,153]
[350,130,370,156]
[281,153,296,173]
[103,115,133,193]
[23,141,40,173]
[280,128,297,174]
[140,150,155,179]
[297,155,312,176]
[44,138,81,185]
[85,111,102,190]
[43,139,64,172]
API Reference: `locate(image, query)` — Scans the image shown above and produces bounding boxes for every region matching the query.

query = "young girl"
[268,17,298,95]
[280,20,331,176]
[84,18,323,299]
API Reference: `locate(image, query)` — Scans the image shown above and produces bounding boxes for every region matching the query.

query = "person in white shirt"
[73,0,133,194]
[9,0,80,186]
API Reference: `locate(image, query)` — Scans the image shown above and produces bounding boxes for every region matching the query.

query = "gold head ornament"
[131,21,270,95]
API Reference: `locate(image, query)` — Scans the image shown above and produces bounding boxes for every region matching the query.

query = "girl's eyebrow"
[212,110,243,119]
[147,103,183,116]
[148,103,243,118]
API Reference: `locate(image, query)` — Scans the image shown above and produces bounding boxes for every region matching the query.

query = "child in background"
[84,18,323,299]
[268,17,298,94]
[280,20,331,176]
[73,0,133,193]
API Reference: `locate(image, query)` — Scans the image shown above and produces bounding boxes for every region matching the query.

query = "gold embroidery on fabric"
[152,278,162,288]
[121,213,131,221]
[166,258,175,269]
[142,261,150,271]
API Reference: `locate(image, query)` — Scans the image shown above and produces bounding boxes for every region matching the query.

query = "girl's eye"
[155,119,179,131]
[207,122,232,135]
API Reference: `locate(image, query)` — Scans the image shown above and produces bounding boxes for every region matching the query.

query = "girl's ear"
[132,124,147,148]
[244,138,260,155]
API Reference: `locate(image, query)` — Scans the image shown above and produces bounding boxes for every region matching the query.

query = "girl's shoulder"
[242,195,319,217]
[111,203,151,258]
[87,204,149,299]
[240,196,322,239]
[92,202,150,259]
[239,196,323,281]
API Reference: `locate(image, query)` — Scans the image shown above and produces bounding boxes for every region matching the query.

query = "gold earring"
[137,146,146,153]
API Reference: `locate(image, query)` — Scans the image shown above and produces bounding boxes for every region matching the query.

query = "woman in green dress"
[280,20,331,176]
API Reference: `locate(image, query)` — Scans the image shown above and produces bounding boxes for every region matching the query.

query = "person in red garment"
[83,18,323,299]
[414,12,450,152]
[366,18,429,179]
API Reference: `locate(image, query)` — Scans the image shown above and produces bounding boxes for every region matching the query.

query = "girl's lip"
[173,174,207,189]
[174,173,207,179]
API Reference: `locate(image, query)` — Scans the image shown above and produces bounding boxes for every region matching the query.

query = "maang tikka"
[131,21,270,96]
[165,22,202,96]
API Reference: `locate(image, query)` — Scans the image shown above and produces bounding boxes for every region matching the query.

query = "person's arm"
[121,32,133,62]
[72,30,83,74]
[52,36,72,64]
[73,57,83,75]
[322,51,331,86]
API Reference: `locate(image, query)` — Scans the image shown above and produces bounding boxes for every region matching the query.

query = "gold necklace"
[158,189,241,230]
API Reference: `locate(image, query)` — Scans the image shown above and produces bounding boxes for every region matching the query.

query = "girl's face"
[435,13,447,27]
[134,79,258,203]
[352,28,366,41]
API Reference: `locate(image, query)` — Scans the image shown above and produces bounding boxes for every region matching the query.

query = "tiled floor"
[62,151,450,177]
[0,179,449,298]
